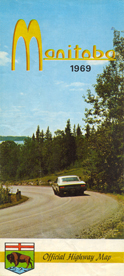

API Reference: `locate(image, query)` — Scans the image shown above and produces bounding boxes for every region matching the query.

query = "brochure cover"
[0,0,123,275]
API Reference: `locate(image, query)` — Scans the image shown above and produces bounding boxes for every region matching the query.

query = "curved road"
[0,186,119,238]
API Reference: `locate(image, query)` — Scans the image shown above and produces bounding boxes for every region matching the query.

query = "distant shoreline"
[0,136,28,142]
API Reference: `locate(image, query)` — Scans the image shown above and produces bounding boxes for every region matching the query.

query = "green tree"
[45,126,52,140]
[85,124,90,139]
[76,124,82,136]
[73,124,76,137]
[17,138,42,179]
[41,127,53,174]
[32,133,35,141]
[83,30,124,193]
[52,130,66,171]
[36,125,40,142]
[40,130,44,143]
[64,119,76,166]
[0,141,20,180]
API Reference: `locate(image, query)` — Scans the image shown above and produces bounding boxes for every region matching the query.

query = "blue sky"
[0,0,123,136]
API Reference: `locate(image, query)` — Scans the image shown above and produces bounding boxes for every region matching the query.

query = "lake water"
[0,140,24,144]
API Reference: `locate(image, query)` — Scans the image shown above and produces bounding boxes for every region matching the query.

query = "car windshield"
[62,177,79,182]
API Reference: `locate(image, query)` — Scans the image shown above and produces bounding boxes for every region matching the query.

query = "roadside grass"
[105,193,124,239]
[0,194,28,210]
[7,167,87,186]
[79,193,124,239]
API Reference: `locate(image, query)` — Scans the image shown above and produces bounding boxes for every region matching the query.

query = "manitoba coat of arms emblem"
[5,242,34,274]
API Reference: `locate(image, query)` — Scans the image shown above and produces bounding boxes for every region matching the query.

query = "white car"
[52,175,87,196]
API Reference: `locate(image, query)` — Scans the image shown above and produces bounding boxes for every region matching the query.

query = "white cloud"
[0,51,11,66]
[56,81,86,87]
[0,51,18,66]
[56,81,86,91]
[65,82,86,91]
[86,54,110,66]
[65,82,85,88]
[69,88,84,91]
[86,59,108,65]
